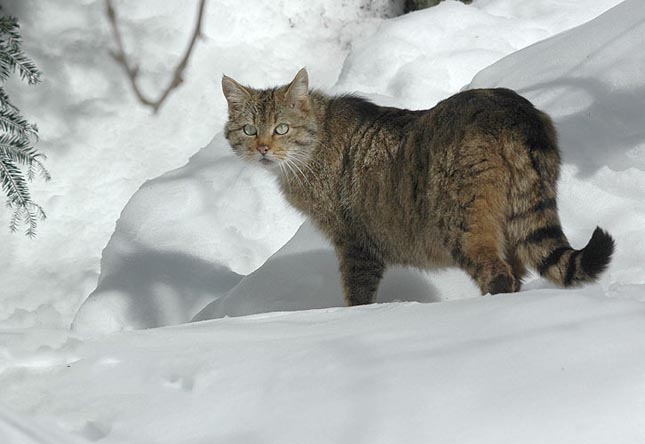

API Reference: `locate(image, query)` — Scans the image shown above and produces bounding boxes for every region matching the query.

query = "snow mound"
[8,291,645,443]
[72,135,300,334]
[0,404,86,444]
[335,0,623,108]
[470,0,645,174]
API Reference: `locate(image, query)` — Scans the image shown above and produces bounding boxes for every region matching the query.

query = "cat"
[222,68,615,306]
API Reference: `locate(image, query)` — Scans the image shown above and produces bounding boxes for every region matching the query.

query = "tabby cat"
[222,68,614,306]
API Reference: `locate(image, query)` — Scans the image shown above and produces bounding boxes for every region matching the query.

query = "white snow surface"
[3,0,645,443]
[6,292,645,444]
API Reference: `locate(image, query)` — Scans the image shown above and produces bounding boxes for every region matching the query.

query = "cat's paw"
[487,273,518,295]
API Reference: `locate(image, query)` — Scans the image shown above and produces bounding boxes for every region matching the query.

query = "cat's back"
[321,93,421,135]
[426,88,558,153]
[432,88,540,119]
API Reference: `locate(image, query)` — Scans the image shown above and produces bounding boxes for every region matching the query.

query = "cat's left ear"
[222,75,251,114]
[285,68,309,111]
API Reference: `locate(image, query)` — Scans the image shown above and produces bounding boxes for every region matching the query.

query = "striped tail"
[532,226,615,287]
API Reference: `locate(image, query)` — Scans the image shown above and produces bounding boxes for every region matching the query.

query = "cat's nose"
[257,145,270,155]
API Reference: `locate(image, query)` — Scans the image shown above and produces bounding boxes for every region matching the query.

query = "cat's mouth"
[259,157,273,165]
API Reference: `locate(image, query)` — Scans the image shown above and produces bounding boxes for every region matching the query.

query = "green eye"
[274,123,289,135]
[243,124,257,136]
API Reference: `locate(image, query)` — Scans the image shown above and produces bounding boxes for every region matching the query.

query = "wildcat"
[222,68,614,306]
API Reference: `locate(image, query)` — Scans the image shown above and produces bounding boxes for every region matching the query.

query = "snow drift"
[9,291,645,444]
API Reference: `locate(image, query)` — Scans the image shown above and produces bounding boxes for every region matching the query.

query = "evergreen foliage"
[0,10,49,237]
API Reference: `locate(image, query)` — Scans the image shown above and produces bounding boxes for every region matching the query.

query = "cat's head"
[222,68,318,173]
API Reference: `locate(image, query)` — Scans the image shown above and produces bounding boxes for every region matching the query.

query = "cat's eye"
[274,123,289,135]
[243,124,257,136]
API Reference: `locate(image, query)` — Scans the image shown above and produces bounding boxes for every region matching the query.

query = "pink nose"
[257,145,270,155]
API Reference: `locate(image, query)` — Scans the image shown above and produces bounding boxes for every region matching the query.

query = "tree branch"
[105,0,207,113]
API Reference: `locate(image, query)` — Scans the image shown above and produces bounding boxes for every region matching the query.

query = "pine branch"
[0,134,47,175]
[0,138,37,164]
[0,107,37,140]
[0,51,11,82]
[0,87,18,112]
[27,157,50,181]
[8,201,45,237]
[0,156,47,237]
[8,204,20,232]
[105,0,207,113]
[0,11,48,236]
[0,155,31,206]
[0,16,21,47]
[0,15,41,84]
[0,44,41,84]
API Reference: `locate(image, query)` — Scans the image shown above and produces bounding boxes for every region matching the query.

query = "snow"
[6,292,645,444]
[335,0,624,108]
[2,0,645,443]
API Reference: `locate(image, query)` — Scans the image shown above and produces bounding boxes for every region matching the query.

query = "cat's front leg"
[335,240,385,306]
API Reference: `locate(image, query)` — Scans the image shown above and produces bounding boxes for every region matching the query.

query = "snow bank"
[72,135,297,333]
[0,404,85,444]
[335,0,624,108]
[470,0,645,174]
[72,0,626,334]
[7,291,645,443]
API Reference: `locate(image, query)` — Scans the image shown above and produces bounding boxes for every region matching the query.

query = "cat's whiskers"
[286,151,317,187]
[277,161,292,193]
[282,158,305,189]
[292,160,311,189]
[278,162,289,191]
[288,158,311,189]
[288,153,318,186]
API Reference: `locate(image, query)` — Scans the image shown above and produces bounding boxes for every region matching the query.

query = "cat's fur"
[222,68,615,305]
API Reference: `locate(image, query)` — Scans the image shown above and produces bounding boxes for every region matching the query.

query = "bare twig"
[105,0,207,113]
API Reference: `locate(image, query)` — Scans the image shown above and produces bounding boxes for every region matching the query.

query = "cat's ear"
[285,68,309,111]
[222,75,251,114]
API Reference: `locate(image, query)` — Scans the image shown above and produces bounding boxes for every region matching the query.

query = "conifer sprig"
[0,9,48,236]
[0,15,41,84]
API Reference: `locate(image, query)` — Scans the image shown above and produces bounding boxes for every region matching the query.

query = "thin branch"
[105,0,207,113]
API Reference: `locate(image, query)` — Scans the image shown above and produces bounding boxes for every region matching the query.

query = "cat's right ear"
[285,68,309,111]
[222,75,251,114]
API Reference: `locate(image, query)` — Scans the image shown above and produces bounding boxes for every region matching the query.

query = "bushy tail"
[532,226,615,287]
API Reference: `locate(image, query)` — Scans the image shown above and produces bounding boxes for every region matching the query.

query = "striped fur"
[222,69,615,305]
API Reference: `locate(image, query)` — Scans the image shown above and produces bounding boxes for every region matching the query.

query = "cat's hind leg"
[449,182,520,295]
[457,227,520,295]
